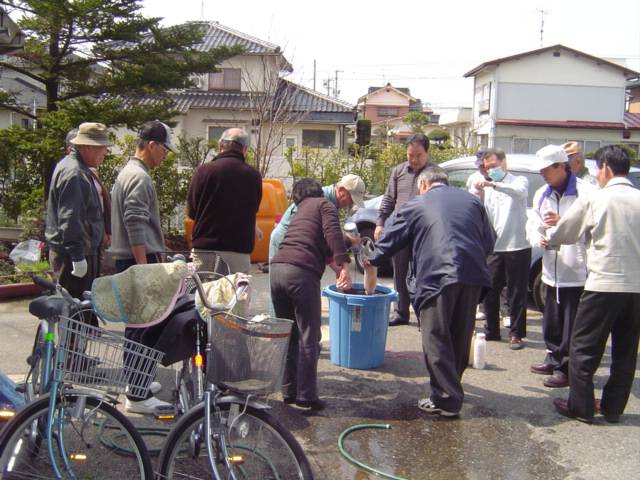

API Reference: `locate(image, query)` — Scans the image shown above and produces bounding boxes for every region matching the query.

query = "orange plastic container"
[252,179,288,263]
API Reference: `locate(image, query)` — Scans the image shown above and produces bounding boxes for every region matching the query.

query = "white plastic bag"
[9,240,43,270]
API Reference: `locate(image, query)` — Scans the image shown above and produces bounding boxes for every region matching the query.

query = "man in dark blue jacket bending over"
[365,165,496,417]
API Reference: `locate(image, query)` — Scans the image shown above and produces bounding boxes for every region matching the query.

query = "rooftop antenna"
[537,8,549,47]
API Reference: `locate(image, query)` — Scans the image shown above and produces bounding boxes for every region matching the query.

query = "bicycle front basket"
[206,313,293,395]
[57,316,165,398]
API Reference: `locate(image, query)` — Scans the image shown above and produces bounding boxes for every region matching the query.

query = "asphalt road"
[1,263,639,480]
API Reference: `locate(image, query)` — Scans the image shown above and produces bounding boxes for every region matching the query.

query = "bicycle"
[0,276,161,479]
[156,271,315,479]
[154,251,244,416]
[17,283,94,405]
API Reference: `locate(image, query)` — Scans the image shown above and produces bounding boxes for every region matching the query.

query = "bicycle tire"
[0,393,153,480]
[157,400,314,479]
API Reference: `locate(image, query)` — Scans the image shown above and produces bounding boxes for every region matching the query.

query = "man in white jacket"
[474,148,530,350]
[527,145,595,388]
[546,145,640,423]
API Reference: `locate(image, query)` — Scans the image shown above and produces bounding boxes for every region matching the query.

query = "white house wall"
[496,83,622,122]
[365,89,409,106]
[494,124,637,154]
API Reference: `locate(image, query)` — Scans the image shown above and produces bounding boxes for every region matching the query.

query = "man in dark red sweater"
[187,128,263,273]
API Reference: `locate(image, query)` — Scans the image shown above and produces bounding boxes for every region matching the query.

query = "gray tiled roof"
[187,21,282,56]
[165,79,354,115]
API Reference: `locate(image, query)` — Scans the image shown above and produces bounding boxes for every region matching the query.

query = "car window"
[628,171,640,189]
[447,168,477,190]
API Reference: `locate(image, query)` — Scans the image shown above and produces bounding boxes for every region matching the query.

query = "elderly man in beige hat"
[561,142,597,185]
[46,122,112,316]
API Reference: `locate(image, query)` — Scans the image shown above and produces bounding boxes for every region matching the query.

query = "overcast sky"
[142,0,640,111]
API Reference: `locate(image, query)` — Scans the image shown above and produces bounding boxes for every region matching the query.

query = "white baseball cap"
[534,145,568,170]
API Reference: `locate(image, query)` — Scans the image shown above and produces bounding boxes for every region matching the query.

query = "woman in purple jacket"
[270,178,352,411]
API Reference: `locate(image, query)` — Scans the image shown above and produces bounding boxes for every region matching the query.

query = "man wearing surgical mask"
[474,148,530,350]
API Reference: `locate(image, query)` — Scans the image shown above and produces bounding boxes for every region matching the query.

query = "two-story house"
[134,21,356,179]
[357,83,433,141]
[464,44,640,155]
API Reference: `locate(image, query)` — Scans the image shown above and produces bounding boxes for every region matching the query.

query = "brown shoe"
[508,336,523,350]
[553,398,592,423]
[530,364,554,375]
[544,373,569,388]
[595,399,620,423]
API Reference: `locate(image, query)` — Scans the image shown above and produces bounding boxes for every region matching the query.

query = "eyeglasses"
[157,143,170,154]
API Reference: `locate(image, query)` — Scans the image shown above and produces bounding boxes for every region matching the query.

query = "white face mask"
[488,166,505,182]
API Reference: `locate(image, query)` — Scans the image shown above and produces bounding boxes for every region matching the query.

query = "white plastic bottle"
[473,333,486,369]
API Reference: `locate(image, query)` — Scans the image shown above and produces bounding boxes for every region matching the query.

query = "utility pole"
[335,70,343,98]
[536,8,548,47]
[322,76,333,96]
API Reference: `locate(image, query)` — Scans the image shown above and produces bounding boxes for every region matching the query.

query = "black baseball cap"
[138,120,179,153]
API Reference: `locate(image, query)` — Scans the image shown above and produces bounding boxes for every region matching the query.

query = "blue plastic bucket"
[322,283,398,369]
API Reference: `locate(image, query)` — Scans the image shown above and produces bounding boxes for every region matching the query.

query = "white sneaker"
[417,398,459,417]
[502,316,511,327]
[475,311,486,320]
[125,381,161,396]
[126,396,172,415]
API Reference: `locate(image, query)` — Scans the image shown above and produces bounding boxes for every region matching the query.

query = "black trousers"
[541,285,583,376]
[391,244,412,321]
[270,263,322,403]
[483,248,531,338]
[116,253,161,401]
[568,290,640,419]
[419,283,483,414]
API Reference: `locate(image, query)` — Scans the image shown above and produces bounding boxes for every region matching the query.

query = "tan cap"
[561,141,582,156]
[70,123,113,147]
[339,174,365,208]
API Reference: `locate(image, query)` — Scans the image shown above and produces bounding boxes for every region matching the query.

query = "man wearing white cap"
[527,145,595,388]
[46,122,113,313]
[269,173,366,261]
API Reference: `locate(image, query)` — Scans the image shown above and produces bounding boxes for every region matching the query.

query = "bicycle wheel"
[157,401,314,479]
[0,393,153,480]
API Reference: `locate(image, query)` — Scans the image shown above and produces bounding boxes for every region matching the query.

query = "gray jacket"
[110,157,165,259]
[45,150,103,260]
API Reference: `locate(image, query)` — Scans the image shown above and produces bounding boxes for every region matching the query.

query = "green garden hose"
[338,424,409,480]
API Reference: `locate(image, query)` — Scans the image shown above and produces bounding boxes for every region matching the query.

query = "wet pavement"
[1,263,639,480]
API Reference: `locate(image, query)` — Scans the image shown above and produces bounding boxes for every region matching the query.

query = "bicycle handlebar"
[32,275,99,322]
[190,271,249,313]
[33,275,59,292]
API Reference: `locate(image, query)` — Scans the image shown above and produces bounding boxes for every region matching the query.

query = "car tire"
[354,227,392,276]
[532,269,546,312]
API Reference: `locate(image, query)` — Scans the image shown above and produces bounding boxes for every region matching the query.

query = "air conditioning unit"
[190,76,203,89]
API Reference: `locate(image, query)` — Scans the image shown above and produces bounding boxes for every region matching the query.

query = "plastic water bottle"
[344,222,359,254]
[473,333,486,369]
